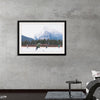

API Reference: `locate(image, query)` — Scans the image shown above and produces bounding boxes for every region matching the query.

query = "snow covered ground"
[20,47,64,54]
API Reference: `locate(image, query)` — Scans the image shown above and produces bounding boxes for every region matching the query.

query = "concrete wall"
[0,0,100,89]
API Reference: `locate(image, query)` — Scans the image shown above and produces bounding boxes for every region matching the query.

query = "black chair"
[86,78,100,100]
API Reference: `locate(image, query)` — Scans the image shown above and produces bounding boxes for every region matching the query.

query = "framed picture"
[17,20,66,55]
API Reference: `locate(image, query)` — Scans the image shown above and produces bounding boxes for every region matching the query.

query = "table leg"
[69,83,71,98]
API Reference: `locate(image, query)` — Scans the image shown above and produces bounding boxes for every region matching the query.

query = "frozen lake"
[20,47,64,54]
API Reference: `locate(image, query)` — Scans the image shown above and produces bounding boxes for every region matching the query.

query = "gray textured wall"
[0,0,100,89]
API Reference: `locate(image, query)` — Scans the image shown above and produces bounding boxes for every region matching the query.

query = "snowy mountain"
[39,31,62,40]
[22,31,63,41]
[22,35,33,42]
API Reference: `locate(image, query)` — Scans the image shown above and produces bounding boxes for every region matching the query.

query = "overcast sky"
[20,22,64,38]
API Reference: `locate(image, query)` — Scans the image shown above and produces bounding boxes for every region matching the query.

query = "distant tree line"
[22,39,62,46]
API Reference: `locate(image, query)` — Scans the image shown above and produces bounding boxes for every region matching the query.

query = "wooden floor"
[0,89,86,100]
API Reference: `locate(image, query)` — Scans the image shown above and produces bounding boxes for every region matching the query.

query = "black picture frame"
[17,20,66,56]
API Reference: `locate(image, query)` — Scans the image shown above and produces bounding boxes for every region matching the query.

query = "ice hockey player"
[36,43,40,50]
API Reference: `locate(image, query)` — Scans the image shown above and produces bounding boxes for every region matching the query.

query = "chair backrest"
[86,79,100,100]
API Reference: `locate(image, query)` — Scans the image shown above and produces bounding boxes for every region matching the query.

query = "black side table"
[66,79,82,98]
